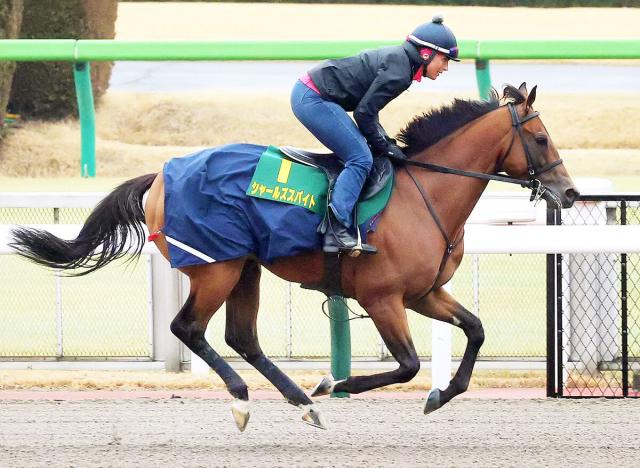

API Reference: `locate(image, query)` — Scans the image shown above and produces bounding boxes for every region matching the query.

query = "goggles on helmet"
[407,35,460,61]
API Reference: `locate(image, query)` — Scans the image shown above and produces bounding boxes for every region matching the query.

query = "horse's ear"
[488,87,500,103]
[502,84,524,104]
[526,85,537,109]
[518,82,528,94]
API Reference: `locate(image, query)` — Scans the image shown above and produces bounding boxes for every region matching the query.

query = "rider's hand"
[384,135,398,146]
[381,143,407,161]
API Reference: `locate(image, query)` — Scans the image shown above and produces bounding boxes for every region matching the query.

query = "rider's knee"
[355,151,374,171]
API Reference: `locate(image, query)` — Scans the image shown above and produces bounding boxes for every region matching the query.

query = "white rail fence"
[2,185,639,381]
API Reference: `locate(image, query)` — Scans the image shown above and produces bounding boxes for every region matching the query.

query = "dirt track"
[0,397,638,467]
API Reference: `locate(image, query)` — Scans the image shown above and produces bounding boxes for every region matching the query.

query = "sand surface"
[0,396,638,467]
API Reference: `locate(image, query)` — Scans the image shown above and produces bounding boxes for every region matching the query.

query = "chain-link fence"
[203,252,548,360]
[549,196,640,398]
[0,205,152,359]
[11,194,637,376]
[2,196,557,363]
[3,200,550,362]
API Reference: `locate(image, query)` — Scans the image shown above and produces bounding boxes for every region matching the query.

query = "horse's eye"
[534,133,548,146]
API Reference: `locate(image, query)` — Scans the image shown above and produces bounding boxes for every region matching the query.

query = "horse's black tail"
[10,173,157,276]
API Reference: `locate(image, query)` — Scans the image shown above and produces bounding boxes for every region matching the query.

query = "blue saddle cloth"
[163,143,387,268]
[163,143,324,267]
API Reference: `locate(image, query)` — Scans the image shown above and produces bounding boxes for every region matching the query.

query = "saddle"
[280,146,394,297]
[279,146,393,202]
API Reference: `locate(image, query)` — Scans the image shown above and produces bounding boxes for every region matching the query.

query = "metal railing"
[0,192,552,363]
[1,38,639,177]
[0,193,184,370]
[547,196,640,398]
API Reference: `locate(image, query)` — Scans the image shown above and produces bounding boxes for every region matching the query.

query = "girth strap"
[300,253,345,297]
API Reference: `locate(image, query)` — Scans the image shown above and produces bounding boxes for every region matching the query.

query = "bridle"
[400,101,565,298]
[502,103,563,202]
[400,102,563,203]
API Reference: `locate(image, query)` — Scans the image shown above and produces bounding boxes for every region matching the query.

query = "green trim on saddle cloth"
[246,145,394,224]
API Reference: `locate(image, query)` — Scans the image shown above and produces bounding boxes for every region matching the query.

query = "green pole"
[475,59,492,101]
[329,295,351,398]
[73,61,96,177]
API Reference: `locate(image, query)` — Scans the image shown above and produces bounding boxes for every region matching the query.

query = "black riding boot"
[323,208,377,257]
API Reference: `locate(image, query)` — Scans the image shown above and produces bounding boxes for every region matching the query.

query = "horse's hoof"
[231,399,250,432]
[301,404,327,430]
[423,388,442,415]
[310,374,335,397]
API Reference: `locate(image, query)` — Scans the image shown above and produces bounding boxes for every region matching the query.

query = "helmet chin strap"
[420,48,436,77]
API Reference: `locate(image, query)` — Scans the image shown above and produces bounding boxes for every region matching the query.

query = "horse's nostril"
[565,188,580,201]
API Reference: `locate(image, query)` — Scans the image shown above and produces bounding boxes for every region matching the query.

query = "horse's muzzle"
[563,188,580,208]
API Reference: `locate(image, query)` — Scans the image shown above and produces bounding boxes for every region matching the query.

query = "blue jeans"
[290,80,373,227]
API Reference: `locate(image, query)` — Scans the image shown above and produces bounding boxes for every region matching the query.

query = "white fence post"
[150,253,184,372]
[431,282,453,390]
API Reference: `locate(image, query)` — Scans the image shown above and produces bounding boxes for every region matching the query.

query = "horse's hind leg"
[409,287,485,414]
[224,260,326,429]
[171,258,252,431]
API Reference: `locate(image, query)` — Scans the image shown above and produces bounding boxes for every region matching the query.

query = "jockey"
[291,15,459,256]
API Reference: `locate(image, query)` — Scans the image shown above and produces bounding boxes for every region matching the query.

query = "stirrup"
[323,231,377,257]
[323,209,376,256]
[347,206,376,256]
[322,195,377,257]
[349,214,377,257]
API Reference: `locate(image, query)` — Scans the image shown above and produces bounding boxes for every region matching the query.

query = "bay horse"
[11,83,578,431]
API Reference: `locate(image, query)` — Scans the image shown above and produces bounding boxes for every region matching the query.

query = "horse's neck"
[411,109,511,236]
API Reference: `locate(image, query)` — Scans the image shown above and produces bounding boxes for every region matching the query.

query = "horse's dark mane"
[397,85,527,157]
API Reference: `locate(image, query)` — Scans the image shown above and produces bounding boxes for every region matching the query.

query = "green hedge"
[10,0,117,120]
[0,0,23,138]
[123,0,638,6]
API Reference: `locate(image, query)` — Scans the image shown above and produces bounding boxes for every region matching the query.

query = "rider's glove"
[381,143,407,161]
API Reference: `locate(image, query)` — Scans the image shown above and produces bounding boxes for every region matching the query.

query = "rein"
[398,103,562,199]
[402,102,564,297]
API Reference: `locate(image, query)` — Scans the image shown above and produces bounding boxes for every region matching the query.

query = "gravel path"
[0,397,638,467]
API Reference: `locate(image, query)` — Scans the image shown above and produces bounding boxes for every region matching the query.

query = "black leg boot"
[323,208,377,257]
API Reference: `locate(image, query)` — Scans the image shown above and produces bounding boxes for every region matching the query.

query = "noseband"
[505,103,563,202]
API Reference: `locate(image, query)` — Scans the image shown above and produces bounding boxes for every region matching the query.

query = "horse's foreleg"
[171,259,252,431]
[410,287,485,413]
[224,260,325,429]
[315,295,420,396]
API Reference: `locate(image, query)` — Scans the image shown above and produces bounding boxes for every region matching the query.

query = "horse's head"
[498,83,579,208]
